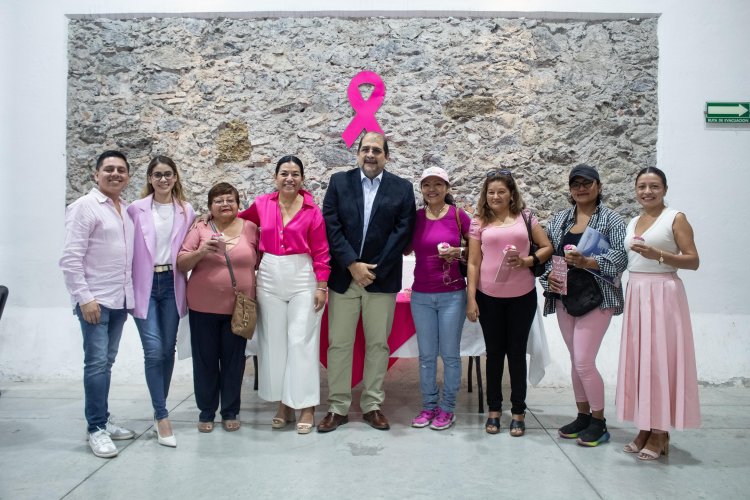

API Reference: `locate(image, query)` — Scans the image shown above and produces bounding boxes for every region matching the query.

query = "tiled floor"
[0,358,748,499]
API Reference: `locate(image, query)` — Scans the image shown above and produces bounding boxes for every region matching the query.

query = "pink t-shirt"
[239,190,330,282]
[469,214,537,298]
[411,206,471,293]
[179,220,258,315]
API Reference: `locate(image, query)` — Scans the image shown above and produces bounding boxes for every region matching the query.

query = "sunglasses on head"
[486,169,513,178]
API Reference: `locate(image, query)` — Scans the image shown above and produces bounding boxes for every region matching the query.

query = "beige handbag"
[212,222,257,339]
[230,290,256,340]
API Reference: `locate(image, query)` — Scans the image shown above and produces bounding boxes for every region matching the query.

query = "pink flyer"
[551,255,568,295]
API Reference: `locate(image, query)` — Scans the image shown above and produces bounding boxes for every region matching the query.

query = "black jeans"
[189,309,247,422]
[476,288,537,414]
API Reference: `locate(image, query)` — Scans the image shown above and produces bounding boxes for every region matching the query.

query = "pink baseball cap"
[419,166,450,185]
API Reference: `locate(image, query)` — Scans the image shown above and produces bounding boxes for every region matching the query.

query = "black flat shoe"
[509,418,526,437]
[485,417,500,435]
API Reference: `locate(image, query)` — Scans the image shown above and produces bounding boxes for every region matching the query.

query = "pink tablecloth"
[319,292,415,387]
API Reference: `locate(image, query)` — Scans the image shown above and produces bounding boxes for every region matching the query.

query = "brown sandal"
[222,419,241,432]
[197,421,214,433]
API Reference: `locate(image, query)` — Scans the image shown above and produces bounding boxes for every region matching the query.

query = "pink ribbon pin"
[341,71,386,148]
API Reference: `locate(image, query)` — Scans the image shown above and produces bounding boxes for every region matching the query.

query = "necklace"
[152,200,173,221]
[427,204,446,218]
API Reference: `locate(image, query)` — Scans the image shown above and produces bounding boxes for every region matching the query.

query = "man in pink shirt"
[60,150,136,458]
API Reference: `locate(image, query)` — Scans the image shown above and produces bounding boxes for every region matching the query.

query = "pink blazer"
[127,195,196,319]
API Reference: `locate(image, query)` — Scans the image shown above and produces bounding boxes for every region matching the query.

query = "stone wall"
[66,16,657,221]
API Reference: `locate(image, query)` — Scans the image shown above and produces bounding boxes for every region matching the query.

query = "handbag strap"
[453,205,465,243]
[210,221,238,291]
[521,209,534,247]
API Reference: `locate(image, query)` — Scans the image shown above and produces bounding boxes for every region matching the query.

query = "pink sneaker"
[411,408,439,428]
[430,409,456,430]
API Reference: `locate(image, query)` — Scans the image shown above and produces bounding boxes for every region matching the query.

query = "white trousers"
[256,253,322,408]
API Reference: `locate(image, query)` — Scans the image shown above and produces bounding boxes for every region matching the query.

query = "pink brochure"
[551,255,568,295]
[494,249,519,282]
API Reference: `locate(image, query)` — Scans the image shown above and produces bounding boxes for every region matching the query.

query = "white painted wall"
[1,0,748,385]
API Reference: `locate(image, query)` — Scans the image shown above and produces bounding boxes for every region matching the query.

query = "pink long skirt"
[616,272,701,430]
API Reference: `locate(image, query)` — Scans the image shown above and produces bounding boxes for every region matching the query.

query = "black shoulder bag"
[561,268,603,317]
[521,210,545,278]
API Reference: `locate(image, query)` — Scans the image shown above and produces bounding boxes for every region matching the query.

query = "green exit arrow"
[706,102,750,123]
[707,103,749,116]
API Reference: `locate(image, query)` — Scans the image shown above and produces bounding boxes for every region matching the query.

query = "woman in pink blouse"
[177,182,258,433]
[239,155,330,434]
[466,170,552,436]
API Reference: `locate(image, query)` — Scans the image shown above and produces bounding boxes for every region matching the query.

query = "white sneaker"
[89,429,118,458]
[105,418,135,440]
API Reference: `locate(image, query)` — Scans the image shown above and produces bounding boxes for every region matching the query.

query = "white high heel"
[154,418,177,448]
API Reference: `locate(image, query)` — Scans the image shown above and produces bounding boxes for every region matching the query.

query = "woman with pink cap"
[407,166,471,431]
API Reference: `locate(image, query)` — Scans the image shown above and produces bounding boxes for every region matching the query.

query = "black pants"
[476,288,537,414]
[189,309,247,422]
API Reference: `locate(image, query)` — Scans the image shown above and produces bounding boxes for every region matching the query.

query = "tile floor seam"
[531,410,606,500]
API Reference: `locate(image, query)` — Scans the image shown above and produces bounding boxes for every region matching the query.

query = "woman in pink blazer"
[128,156,195,447]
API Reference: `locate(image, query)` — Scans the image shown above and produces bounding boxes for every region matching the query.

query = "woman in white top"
[128,156,196,447]
[616,166,700,461]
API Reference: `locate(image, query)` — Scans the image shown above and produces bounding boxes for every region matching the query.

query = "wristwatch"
[658,250,664,265]
[531,254,541,268]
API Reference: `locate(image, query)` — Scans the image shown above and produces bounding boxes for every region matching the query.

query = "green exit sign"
[706,102,750,123]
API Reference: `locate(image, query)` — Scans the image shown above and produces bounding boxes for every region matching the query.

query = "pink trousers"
[556,301,614,412]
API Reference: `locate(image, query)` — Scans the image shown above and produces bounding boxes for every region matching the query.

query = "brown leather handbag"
[212,222,257,339]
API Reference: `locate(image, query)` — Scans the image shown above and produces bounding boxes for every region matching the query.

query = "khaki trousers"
[326,282,396,415]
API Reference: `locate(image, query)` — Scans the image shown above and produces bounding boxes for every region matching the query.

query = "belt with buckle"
[154,264,172,273]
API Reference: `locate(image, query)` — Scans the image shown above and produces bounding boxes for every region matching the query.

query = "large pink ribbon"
[341,71,386,148]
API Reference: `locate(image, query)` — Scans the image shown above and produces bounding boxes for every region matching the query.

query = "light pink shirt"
[469,215,537,298]
[239,189,330,281]
[179,220,258,315]
[60,188,135,310]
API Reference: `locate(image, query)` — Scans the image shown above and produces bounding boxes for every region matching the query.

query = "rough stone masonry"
[66,15,658,221]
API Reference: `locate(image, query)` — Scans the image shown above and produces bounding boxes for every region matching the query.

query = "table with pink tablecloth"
[319,292,414,387]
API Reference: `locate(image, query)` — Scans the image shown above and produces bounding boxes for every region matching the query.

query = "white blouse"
[625,207,680,273]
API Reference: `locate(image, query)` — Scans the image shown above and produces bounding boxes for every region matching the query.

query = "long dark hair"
[475,170,525,226]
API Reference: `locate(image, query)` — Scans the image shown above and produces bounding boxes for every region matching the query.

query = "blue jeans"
[76,304,128,433]
[134,271,180,420]
[410,290,467,413]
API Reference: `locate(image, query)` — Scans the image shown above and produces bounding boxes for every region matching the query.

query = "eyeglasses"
[150,171,174,180]
[441,260,463,286]
[486,169,513,178]
[359,146,384,155]
[212,198,237,206]
[570,179,595,190]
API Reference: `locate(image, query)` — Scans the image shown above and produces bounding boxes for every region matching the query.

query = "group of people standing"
[60,131,700,464]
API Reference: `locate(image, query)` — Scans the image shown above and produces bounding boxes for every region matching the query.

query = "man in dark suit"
[318,132,416,432]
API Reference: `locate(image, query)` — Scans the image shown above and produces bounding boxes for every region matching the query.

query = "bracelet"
[316,287,328,292]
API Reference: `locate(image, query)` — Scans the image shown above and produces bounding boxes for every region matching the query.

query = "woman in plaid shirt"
[540,164,627,447]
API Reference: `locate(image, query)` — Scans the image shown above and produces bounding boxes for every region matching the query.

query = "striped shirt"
[540,203,628,316]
